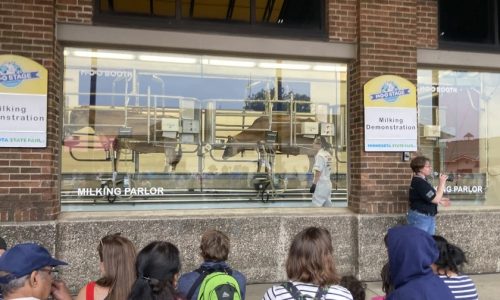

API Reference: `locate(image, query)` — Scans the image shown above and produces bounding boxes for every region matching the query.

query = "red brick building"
[1,0,499,286]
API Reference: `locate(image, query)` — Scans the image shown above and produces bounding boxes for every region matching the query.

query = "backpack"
[281,282,329,300]
[186,267,241,300]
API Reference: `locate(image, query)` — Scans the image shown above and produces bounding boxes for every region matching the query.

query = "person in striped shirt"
[432,235,479,300]
[262,227,352,300]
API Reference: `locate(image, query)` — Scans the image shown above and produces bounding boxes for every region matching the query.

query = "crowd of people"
[0,223,478,300]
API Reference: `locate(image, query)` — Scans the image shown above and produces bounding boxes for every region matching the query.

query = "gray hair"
[0,274,29,295]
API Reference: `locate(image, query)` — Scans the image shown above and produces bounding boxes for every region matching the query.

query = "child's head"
[433,235,467,274]
[286,227,340,286]
[339,275,366,300]
[128,241,181,300]
[200,229,230,261]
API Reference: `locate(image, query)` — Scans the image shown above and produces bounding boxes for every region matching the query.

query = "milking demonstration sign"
[364,75,417,151]
[0,55,48,147]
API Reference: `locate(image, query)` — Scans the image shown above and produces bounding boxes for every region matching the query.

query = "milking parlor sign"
[0,54,48,147]
[364,75,417,152]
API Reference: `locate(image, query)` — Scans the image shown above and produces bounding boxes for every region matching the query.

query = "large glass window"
[418,69,500,205]
[62,48,347,210]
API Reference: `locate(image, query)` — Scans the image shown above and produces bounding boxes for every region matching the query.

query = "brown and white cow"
[222,115,317,171]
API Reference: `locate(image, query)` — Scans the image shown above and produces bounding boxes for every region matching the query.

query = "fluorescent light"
[72,51,135,60]
[313,65,347,72]
[138,55,197,64]
[63,49,69,56]
[258,62,311,70]
[205,59,256,68]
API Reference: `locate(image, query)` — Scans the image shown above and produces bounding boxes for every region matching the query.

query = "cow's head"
[222,136,239,159]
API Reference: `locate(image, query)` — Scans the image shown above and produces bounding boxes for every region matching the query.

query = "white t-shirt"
[313,149,332,183]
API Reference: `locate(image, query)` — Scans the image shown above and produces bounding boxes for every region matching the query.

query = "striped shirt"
[438,274,479,300]
[262,281,353,300]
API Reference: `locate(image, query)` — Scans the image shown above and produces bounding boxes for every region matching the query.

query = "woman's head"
[313,136,332,152]
[433,235,467,274]
[286,227,339,286]
[200,229,230,261]
[128,241,181,300]
[410,156,431,174]
[96,233,137,300]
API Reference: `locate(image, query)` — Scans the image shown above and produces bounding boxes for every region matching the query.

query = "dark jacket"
[177,260,246,300]
[386,226,454,300]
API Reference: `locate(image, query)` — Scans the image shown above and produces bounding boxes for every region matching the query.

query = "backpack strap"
[186,266,233,300]
[186,268,210,300]
[314,286,329,299]
[281,282,302,299]
[281,282,329,300]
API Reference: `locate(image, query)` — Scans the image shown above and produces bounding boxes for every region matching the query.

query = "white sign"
[0,55,48,148]
[0,94,47,147]
[364,75,417,152]
[364,107,417,151]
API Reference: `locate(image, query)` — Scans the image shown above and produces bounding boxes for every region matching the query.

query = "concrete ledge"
[418,48,500,69]
[56,24,356,61]
[1,209,499,291]
[0,222,57,256]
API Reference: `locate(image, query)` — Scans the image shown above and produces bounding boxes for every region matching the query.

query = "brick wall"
[55,0,92,24]
[328,0,358,43]
[0,0,62,221]
[417,0,438,49]
[348,0,418,213]
[0,0,441,220]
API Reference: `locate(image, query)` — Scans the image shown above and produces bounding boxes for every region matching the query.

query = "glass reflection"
[417,69,500,205]
[62,48,347,208]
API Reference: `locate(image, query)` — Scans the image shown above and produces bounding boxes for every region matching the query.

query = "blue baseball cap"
[0,243,67,284]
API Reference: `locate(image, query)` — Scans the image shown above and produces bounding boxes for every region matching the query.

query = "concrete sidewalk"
[246,273,498,300]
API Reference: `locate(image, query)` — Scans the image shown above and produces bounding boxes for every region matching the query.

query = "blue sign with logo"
[0,61,39,88]
[369,81,410,103]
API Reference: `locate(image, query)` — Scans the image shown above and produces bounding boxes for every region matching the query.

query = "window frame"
[438,0,500,52]
[92,0,327,40]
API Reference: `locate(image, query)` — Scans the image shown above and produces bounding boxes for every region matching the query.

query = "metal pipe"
[289,93,294,146]
[134,150,140,173]
[69,149,110,162]
[111,76,128,107]
[147,87,151,143]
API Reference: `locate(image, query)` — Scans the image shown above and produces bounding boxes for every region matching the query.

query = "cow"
[64,107,182,172]
[222,115,317,172]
